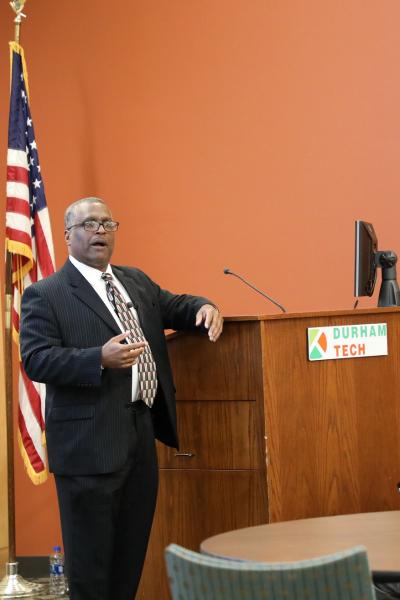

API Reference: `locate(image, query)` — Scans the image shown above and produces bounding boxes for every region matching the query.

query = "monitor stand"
[376,251,400,307]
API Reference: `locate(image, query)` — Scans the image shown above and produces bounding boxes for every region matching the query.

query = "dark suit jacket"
[20,260,210,476]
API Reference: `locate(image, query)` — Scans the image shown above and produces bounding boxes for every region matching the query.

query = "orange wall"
[1,0,400,555]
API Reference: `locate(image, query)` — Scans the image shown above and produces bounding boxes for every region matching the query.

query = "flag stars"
[33,178,41,189]
[37,165,41,173]
[29,157,35,167]
[30,140,37,150]
[21,90,27,103]
[27,117,32,127]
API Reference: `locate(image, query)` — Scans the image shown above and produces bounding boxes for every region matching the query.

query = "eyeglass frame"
[65,220,120,233]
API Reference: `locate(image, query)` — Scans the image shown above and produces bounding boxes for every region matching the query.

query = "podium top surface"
[165,306,400,340]
[224,306,400,322]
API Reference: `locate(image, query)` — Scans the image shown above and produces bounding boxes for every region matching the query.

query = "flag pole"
[0,3,43,596]
[4,252,16,564]
[4,1,28,565]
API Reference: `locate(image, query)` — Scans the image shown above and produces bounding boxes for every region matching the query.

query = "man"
[20,197,223,600]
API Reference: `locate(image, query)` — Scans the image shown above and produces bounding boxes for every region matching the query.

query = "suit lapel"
[61,261,120,334]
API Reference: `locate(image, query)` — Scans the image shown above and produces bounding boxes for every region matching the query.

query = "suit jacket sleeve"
[150,279,213,332]
[20,283,103,387]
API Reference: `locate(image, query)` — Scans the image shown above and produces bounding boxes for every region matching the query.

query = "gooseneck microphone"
[224,268,287,313]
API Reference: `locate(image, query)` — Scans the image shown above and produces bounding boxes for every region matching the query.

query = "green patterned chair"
[165,543,376,599]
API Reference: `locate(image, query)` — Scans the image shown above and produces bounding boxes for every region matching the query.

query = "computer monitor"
[354,220,400,307]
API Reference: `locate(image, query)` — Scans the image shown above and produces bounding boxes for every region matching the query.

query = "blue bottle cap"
[53,546,61,552]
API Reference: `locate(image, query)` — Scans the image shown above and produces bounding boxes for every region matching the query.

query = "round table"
[201,510,400,580]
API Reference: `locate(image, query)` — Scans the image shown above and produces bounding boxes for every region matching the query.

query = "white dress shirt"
[69,255,140,401]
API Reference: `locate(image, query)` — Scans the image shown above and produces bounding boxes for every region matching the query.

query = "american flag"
[6,42,55,484]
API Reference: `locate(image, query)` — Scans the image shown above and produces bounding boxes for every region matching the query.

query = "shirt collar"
[69,255,112,285]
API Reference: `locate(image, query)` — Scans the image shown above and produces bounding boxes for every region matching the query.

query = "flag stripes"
[5,42,55,484]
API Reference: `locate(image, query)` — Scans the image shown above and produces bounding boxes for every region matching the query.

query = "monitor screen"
[354,220,378,298]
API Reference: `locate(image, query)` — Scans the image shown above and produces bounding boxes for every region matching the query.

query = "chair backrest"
[165,543,376,600]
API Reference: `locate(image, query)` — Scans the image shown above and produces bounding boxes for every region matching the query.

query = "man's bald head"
[64,197,108,230]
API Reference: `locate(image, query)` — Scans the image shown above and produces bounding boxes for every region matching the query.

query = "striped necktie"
[101,272,157,407]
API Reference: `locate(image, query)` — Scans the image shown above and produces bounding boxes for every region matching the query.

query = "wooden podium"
[137,308,400,599]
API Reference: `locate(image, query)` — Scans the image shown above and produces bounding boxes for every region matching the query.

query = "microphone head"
[126,301,134,309]
[223,268,231,275]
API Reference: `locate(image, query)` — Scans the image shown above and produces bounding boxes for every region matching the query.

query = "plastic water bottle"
[49,545,66,595]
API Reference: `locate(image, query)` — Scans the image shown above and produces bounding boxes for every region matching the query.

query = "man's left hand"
[195,304,223,342]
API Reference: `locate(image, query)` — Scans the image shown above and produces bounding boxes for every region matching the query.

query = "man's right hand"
[101,331,147,369]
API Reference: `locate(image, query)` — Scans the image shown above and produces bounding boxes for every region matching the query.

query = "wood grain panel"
[139,310,400,598]
[167,321,263,401]
[157,400,265,470]
[262,311,400,522]
[137,469,268,600]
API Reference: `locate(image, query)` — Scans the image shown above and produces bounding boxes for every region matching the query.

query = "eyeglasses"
[66,220,119,232]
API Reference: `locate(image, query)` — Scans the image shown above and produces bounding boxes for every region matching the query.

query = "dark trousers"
[54,402,158,600]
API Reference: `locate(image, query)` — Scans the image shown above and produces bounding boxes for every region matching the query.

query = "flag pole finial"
[9,0,28,44]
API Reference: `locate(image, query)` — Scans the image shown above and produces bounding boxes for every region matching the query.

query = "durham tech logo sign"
[307,322,388,361]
